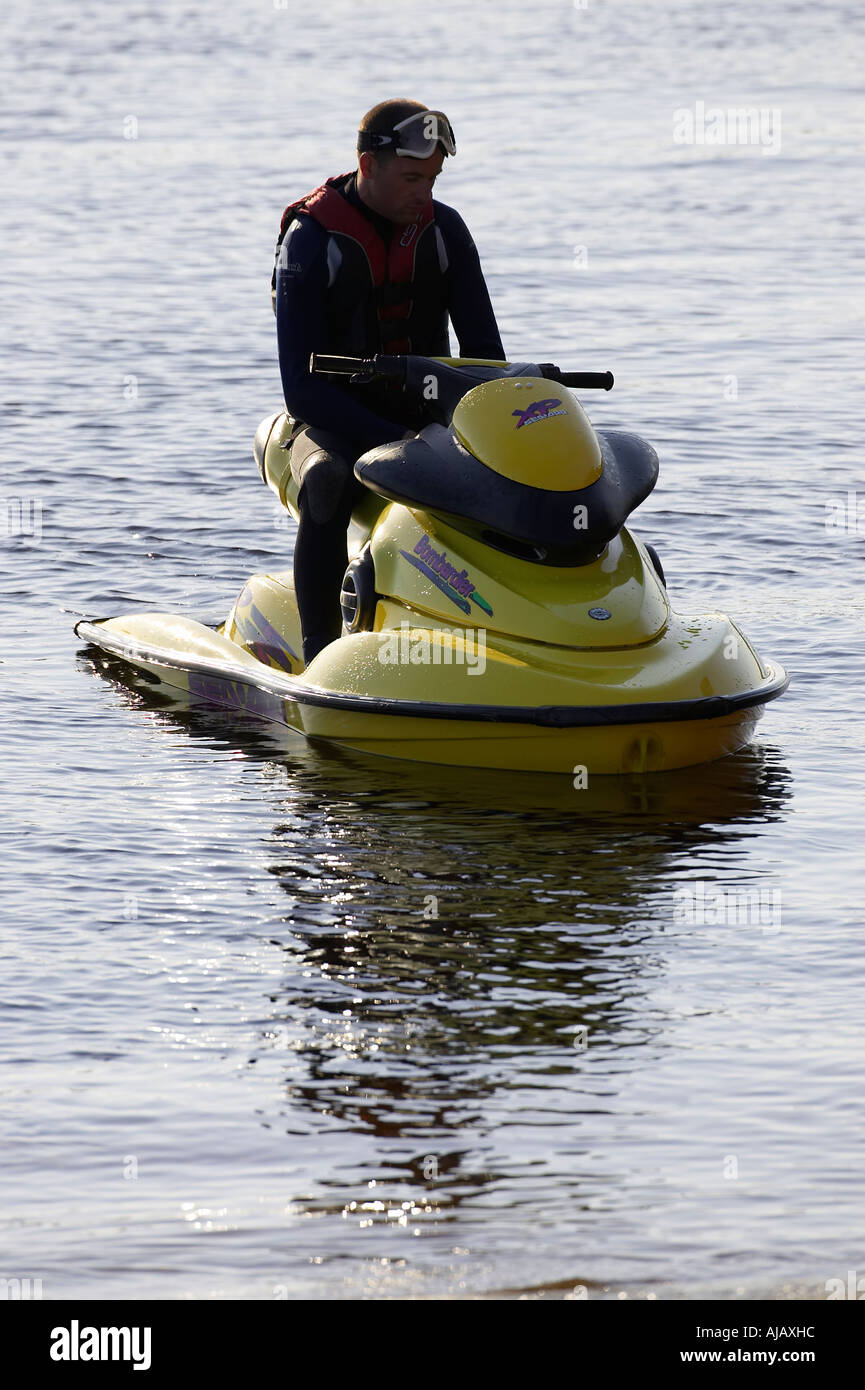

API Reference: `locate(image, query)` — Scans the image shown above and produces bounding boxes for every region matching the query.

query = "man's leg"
[288,426,366,666]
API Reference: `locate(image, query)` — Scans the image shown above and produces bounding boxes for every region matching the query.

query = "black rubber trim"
[75,618,790,730]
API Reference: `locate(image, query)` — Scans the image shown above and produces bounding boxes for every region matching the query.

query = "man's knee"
[299,450,355,525]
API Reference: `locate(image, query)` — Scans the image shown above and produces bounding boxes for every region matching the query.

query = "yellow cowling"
[452,378,604,492]
[370,507,669,649]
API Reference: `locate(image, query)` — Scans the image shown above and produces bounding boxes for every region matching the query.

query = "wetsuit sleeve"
[274,217,407,453]
[435,205,505,360]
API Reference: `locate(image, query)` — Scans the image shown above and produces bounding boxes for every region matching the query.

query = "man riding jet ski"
[72,111,789,776]
[75,345,789,776]
[272,98,505,667]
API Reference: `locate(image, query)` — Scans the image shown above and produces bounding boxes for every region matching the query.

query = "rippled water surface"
[2,0,864,1299]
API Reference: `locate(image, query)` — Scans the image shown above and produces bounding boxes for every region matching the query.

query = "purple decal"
[188,673,285,721]
[413,534,476,598]
[512,397,566,428]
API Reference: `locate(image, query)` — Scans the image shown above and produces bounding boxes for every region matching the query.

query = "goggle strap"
[357,113,455,157]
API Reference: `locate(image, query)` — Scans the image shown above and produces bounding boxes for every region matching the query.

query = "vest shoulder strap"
[274,174,438,289]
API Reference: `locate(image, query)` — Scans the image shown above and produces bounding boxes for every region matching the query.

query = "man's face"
[359,149,445,225]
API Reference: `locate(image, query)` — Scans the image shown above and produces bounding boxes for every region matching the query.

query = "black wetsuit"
[274,172,504,663]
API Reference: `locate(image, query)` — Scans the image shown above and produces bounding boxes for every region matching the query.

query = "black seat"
[354,423,659,566]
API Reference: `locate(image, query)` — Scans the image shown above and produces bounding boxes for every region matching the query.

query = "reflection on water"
[67,646,808,1298]
[259,741,791,1164]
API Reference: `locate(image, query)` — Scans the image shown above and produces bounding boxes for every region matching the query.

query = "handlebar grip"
[309,353,406,386]
[309,354,368,375]
[558,371,614,390]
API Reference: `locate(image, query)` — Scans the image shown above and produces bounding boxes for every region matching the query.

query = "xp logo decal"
[512,397,567,428]
[400,535,494,617]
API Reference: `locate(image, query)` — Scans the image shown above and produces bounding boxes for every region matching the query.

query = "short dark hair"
[357,98,429,164]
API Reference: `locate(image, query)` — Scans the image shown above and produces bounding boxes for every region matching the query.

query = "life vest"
[271,173,450,357]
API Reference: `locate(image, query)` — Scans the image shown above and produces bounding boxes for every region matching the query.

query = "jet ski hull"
[75,604,787,775]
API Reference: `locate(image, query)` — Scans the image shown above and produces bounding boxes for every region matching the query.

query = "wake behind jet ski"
[75,355,788,775]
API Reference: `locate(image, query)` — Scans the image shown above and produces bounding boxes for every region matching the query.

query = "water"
[2,0,863,1299]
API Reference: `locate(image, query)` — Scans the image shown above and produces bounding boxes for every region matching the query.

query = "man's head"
[356,99,455,225]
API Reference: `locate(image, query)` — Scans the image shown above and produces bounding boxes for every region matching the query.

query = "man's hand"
[401,429,416,440]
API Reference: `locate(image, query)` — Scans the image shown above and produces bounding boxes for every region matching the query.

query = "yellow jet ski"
[75,354,788,775]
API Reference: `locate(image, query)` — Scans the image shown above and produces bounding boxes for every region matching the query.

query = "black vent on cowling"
[479,531,549,563]
[339,571,359,628]
[340,546,378,632]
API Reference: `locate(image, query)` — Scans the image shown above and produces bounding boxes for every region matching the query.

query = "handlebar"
[546,369,614,391]
[310,354,614,390]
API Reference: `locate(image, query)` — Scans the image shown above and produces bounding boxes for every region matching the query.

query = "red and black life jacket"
[271,173,450,357]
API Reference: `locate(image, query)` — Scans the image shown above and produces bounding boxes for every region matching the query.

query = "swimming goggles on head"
[358,110,456,159]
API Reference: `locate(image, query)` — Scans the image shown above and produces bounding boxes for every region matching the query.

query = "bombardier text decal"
[400,534,494,617]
